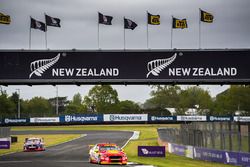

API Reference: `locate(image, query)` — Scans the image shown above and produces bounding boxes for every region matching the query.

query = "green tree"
[178,86,212,115]
[9,92,19,109]
[144,85,181,109]
[118,100,140,114]
[48,97,69,115]
[72,93,82,105]
[64,93,87,114]
[0,90,16,119]
[27,97,53,117]
[213,85,250,116]
[83,85,119,113]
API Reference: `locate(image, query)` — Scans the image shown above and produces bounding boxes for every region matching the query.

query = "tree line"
[0,85,249,119]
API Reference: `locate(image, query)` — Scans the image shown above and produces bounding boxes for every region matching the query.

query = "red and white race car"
[23,137,45,151]
[89,143,128,165]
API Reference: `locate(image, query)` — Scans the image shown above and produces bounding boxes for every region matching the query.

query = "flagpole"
[171,16,173,49]
[123,17,126,50]
[199,9,201,49]
[146,11,149,49]
[44,13,48,49]
[29,16,31,50]
[97,12,100,49]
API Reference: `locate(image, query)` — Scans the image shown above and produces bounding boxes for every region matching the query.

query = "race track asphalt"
[0,130,140,167]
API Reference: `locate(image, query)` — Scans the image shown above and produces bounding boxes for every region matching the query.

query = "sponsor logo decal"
[146,52,238,78]
[29,53,60,78]
[234,116,250,122]
[138,146,165,157]
[141,148,149,155]
[4,118,27,124]
[210,116,231,121]
[146,53,177,78]
[177,116,207,121]
[225,152,238,164]
[105,114,148,122]
[151,116,174,121]
[64,115,98,122]
[29,53,119,78]
[30,117,59,123]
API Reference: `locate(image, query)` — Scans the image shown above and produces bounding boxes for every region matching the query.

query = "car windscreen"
[99,146,119,151]
[27,139,40,143]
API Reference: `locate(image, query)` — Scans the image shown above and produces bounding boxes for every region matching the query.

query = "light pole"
[56,86,59,115]
[16,89,21,118]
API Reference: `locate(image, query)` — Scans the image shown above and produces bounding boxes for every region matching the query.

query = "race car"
[23,137,45,151]
[89,143,128,165]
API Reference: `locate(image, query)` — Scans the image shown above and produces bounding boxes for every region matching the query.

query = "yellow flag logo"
[150,15,160,25]
[0,12,11,24]
[148,13,160,25]
[200,10,213,23]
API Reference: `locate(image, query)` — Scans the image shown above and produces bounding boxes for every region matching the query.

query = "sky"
[0,0,249,103]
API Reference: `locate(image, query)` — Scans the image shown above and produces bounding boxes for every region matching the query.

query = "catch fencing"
[0,127,10,138]
[158,122,250,153]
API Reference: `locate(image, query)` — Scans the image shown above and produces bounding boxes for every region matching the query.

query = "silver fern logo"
[29,53,61,78]
[146,53,178,78]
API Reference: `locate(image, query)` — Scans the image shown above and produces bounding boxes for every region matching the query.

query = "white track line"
[121,131,140,149]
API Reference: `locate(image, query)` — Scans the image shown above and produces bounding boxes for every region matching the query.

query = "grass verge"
[0,134,81,155]
[11,124,234,167]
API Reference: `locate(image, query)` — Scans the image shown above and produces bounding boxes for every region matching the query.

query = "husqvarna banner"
[104,114,148,122]
[177,115,207,121]
[0,50,250,84]
[4,118,29,124]
[60,115,103,123]
[30,117,59,123]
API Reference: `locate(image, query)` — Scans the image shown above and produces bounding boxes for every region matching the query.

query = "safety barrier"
[158,128,250,167]
[1,115,250,125]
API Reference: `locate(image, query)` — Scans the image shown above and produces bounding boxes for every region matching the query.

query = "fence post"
[204,130,207,148]
[248,123,250,153]
[228,121,232,151]
[220,122,223,150]
[237,122,242,152]
[211,122,216,149]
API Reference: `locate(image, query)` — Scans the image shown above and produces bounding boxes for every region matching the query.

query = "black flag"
[30,17,46,32]
[124,18,137,30]
[98,12,113,25]
[45,14,61,27]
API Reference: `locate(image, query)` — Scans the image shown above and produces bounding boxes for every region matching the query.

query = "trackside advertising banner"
[0,138,10,149]
[60,115,103,123]
[138,146,165,157]
[4,118,29,124]
[169,143,194,158]
[30,117,59,123]
[1,50,250,84]
[166,142,250,166]
[150,116,176,122]
[104,114,148,122]
[233,116,250,122]
[177,115,207,121]
[208,116,232,122]
[194,147,250,166]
